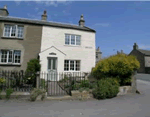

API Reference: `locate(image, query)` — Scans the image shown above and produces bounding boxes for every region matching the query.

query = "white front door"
[48,57,57,81]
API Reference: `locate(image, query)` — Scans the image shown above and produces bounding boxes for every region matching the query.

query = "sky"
[0,1,150,57]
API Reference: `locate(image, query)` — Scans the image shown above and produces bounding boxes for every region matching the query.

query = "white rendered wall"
[40,26,96,73]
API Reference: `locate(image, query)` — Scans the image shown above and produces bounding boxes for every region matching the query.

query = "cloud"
[62,10,71,15]
[138,44,150,49]
[14,1,21,5]
[35,7,39,11]
[35,1,72,7]
[94,23,110,27]
[127,45,133,49]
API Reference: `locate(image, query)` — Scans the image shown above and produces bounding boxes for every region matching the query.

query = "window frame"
[65,34,81,46]
[64,60,80,72]
[3,24,24,39]
[0,49,21,65]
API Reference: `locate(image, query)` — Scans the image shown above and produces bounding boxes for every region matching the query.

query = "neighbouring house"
[95,47,102,64]
[117,50,126,55]
[0,6,42,71]
[0,6,96,75]
[129,43,150,73]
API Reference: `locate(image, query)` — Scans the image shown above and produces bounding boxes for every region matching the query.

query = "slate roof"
[138,49,150,56]
[0,16,96,32]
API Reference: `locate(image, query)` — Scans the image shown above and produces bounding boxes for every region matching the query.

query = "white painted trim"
[0,49,21,64]
[3,24,24,38]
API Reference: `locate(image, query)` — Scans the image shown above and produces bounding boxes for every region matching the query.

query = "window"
[3,24,24,38]
[64,60,80,71]
[71,35,75,45]
[96,54,98,59]
[65,34,81,45]
[65,34,70,45]
[0,50,21,64]
[76,35,81,45]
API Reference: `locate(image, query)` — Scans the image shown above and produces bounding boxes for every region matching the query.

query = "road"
[0,74,150,117]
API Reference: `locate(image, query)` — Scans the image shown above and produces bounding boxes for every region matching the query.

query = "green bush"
[0,78,5,84]
[80,80,90,88]
[30,88,46,101]
[26,59,41,87]
[92,54,140,85]
[92,78,119,100]
[5,88,14,99]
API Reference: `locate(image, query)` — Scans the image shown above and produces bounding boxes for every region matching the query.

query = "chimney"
[97,47,100,52]
[0,5,9,16]
[117,51,120,54]
[121,50,123,54]
[133,43,138,50]
[41,10,47,21]
[79,14,85,27]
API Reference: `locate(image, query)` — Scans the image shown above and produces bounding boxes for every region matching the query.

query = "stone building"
[0,5,96,73]
[129,43,150,73]
[96,47,102,64]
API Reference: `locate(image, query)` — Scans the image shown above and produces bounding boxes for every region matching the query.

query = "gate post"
[36,71,40,89]
[131,69,137,93]
[69,73,72,96]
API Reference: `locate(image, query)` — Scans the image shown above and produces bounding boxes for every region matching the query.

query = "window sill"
[64,71,81,72]
[1,36,24,40]
[64,45,81,47]
[0,63,21,66]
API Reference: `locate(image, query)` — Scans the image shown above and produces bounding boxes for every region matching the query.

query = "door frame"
[47,57,58,72]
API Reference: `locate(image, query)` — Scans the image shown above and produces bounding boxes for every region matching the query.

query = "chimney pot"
[41,10,47,21]
[4,5,7,9]
[0,5,9,16]
[79,14,85,27]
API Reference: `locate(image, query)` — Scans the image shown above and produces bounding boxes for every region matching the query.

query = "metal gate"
[38,72,87,96]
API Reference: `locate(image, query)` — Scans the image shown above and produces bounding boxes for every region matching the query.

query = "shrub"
[5,88,14,99]
[30,88,46,101]
[92,78,119,100]
[59,75,69,83]
[92,54,140,85]
[0,78,5,84]
[25,59,41,87]
[80,80,90,88]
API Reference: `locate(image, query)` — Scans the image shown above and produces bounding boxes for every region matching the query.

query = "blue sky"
[1,1,150,57]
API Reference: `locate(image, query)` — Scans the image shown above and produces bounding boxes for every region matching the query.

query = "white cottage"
[39,11,96,80]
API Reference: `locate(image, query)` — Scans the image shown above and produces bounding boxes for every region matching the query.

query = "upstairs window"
[0,50,21,64]
[3,24,24,38]
[65,34,81,45]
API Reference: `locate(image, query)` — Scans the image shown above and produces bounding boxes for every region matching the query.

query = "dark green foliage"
[70,80,95,91]
[26,59,41,73]
[80,80,90,88]
[92,78,119,100]
[26,59,41,87]
[5,88,14,99]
